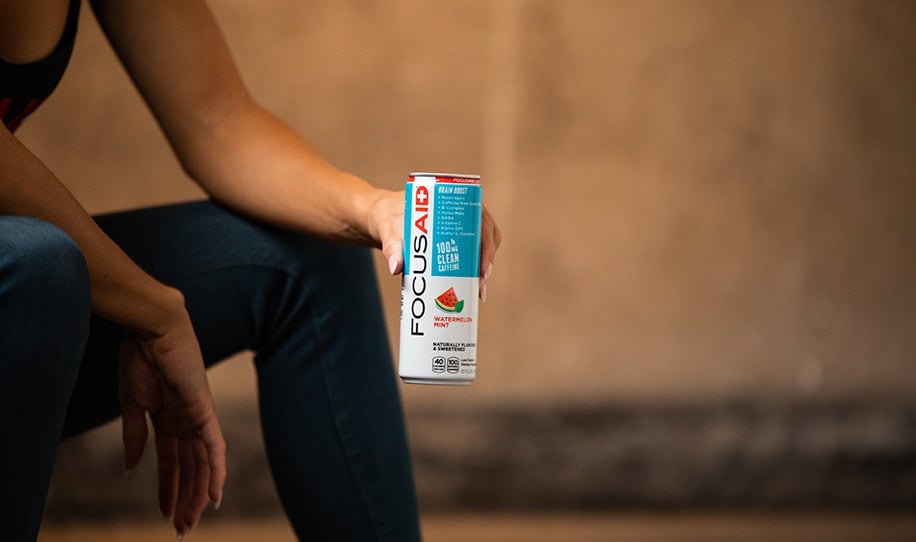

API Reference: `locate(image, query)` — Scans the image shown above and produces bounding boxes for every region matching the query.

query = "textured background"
[16,0,916,519]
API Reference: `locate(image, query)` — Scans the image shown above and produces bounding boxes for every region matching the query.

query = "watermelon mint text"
[433,315,473,328]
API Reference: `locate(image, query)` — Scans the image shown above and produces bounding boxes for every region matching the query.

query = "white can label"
[399,173,482,385]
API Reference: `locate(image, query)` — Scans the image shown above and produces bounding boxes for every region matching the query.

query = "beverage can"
[399,172,482,385]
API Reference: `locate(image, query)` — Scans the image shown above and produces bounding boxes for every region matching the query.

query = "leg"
[64,201,421,541]
[0,217,91,542]
[250,226,420,542]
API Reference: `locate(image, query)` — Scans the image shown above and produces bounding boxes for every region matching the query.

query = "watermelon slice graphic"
[435,287,464,313]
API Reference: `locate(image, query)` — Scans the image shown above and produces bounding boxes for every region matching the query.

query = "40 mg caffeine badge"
[399,172,482,385]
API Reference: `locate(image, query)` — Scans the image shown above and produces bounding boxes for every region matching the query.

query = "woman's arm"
[0,125,181,331]
[88,0,386,239]
[0,121,225,535]
[89,0,500,280]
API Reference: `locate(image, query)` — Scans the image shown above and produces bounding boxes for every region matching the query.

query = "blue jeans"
[0,201,421,541]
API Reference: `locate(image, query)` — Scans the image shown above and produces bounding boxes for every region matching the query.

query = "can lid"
[409,172,481,181]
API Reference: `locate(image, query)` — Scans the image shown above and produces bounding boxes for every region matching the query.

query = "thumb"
[382,239,403,275]
[121,404,148,471]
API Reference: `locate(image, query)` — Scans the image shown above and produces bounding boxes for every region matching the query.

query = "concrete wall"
[21,0,916,516]
[21,0,916,409]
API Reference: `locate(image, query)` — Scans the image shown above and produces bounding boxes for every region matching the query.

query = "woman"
[0,0,501,540]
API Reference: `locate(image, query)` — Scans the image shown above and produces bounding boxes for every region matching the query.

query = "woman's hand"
[117,292,226,539]
[367,188,502,300]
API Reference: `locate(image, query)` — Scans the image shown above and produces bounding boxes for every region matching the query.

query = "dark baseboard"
[44,399,916,522]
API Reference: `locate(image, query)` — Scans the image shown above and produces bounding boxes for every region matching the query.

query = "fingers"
[479,205,502,302]
[479,205,502,272]
[174,438,196,536]
[204,421,227,509]
[183,440,213,532]
[161,426,225,538]
[156,435,180,519]
[120,404,148,471]
[172,439,219,537]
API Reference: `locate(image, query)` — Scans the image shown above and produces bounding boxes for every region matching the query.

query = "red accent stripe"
[5,98,45,132]
[434,176,481,185]
[409,174,481,185]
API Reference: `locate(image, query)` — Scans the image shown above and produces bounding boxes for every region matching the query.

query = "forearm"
[176,101,388,246]
[0,128,182,333]
[90,0,388,246]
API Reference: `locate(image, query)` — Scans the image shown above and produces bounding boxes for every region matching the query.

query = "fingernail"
[387,254,399,275]
[176,532,184,541]
[480,282,488,304]
[213,496,222,511]
[483,261,494,283]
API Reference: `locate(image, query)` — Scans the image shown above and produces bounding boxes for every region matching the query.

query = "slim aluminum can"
[399,172,482,385]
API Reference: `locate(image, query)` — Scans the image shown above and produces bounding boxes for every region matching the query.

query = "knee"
[1,216,90,298]
[290,241,382,309]
[0,217,91,331]
[0,218,90,442]
[253,239,386,352]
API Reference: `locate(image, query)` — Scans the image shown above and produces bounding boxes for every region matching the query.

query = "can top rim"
[409,172,481,180]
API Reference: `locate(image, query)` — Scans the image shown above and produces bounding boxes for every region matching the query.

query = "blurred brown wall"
[18,0,916,410]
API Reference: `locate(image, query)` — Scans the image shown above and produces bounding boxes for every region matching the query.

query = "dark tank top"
[0,0,82,132]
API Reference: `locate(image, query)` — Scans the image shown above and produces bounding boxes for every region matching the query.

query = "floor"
[38,513,916,542]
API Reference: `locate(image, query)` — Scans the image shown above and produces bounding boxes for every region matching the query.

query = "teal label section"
[403,181,413,275]
[432,184,482,278]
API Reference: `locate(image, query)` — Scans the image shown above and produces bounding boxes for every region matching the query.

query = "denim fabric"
[0,202,421,541]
